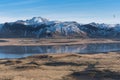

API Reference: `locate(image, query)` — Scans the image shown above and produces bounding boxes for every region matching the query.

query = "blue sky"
[0,0,120,23]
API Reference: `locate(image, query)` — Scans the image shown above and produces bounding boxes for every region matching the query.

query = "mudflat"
[0,53,120,80]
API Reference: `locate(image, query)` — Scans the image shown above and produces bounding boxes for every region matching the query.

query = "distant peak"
[15,17,50,25]
[29,17,49,22]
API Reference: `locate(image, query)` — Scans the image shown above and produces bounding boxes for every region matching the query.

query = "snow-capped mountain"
[15,17,49,25]
[0,17,120,38]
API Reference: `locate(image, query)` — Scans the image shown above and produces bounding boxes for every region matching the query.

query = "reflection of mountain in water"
[0,43,120,58]
[80,43,120,53]
[0,45,87,54]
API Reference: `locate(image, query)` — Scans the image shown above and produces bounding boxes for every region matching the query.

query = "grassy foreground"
[0,52,119,80]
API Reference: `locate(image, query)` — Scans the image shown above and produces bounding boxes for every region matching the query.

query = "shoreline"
[0,38,120,46]
[0,38,120,80]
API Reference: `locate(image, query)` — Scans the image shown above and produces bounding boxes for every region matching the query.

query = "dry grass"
[0,38,120,46]
[0,52,119,80]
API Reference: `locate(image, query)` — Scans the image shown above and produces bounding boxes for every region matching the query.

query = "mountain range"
[0,17,120,38]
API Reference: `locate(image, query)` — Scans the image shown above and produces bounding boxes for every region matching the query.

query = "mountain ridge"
[0,17,120,38]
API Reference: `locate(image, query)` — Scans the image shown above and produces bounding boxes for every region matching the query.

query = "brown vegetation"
[0,53,119,80]
[0,38,120,46]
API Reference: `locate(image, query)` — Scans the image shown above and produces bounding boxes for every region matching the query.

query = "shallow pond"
[0,43,120,58]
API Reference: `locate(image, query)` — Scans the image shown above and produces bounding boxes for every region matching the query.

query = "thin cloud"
[0,16,15,23]
[0,16,28,23]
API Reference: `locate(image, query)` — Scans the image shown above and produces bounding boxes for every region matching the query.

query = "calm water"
[0,43,120,59]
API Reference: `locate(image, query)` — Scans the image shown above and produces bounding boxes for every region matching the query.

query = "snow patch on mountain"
[1,16,120,38]
[26,17,49,25]
[15,17,49,26]
[46,22,83,35]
